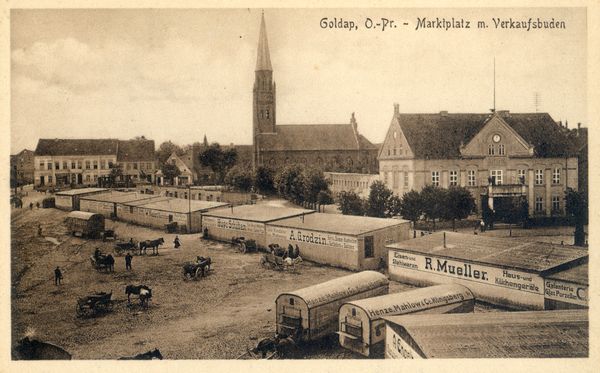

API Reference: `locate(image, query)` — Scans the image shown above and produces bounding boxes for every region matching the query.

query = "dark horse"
[139,238,164,255]
[125,285,152,309]
[92,254,115,272]
[118,348,163,360]
[12,337,72,360]
[182,257,211,280]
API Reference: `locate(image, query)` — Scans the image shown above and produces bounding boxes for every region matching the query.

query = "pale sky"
[10,7,587,154]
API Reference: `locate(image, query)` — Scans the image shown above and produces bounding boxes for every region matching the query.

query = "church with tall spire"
[251,13,379,174]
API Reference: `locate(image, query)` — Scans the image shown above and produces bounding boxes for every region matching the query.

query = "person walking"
[125,253,133,270]
[37,224,42,237]
[174,236,181,249]
[54,266,63,285]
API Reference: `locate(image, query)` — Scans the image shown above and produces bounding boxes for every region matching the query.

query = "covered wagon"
[66,211,105,238]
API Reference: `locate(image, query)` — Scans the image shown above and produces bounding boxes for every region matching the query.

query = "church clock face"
[492,134,501,143]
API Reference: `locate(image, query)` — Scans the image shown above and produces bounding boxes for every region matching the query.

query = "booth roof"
[271,213,410,236]
[386,231,588,272]
[131,198,229,213]
[546,262,588,284]
[66,211,104,220]
[55,188,108,196]
[382,310,588,358]
[202,204,313,223]
[80,191,143,203]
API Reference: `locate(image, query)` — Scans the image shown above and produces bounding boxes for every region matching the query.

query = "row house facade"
[34,139,156,187]
[10,149,35,185]
[378,105,579,218]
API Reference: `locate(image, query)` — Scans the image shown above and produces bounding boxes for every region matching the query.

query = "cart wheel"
[260,257,267,268]
[239,243,247,253]
[195,267,204,279]
[76,305,83,317]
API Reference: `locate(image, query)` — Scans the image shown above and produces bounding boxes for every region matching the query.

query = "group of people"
[53,236,183,285]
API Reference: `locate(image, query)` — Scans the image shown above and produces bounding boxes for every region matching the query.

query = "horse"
[92,254,114,272]
[182,257,211,280]
[118,348,163,360]
[125,285,152,309]
[12,337,72,360]
[139,238,164,255]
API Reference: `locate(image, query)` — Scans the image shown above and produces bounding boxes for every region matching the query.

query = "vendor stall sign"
[267,226,358,250]
[389,251,543,295]
[203,216,264,234]
[545,279,588,307]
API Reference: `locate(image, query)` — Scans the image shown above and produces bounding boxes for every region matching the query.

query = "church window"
[316,157,323,167]
[399,144,403,155]
[393,146,396,155]
[488,145,494,155]
[499,144,505,155]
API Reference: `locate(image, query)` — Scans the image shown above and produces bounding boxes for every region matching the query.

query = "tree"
[156,141,184,167]
[317,190,334,212]
[338,191,365,216]
[386,194,402,218]
[565,188,588,246]
[302,168,331,208]
[273,164,305,204]
[399,190,423,228]
[108,163,123,188]
[255,165,276,195]
[420,185,448,231]
[442,186,476,231]
[199,143,238,183]
[365,181,393,218]
[225,165,254,192]
[161,163,181,185]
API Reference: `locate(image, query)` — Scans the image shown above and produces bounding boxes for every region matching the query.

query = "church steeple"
[255,12,272,72]
[253,12,277,170]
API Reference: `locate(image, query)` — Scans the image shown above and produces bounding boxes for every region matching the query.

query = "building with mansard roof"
[251,14,379,173]
[378,104,580,218]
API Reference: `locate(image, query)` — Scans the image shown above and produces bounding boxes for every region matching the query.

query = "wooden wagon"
[232,236,258,253]
[76,291,113,317]
[113,239,137,256]
[66,211,105,238]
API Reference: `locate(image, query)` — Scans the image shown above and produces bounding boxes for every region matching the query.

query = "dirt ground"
[10,186,578,360]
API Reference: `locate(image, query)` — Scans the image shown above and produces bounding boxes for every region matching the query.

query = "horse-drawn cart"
[182,257,212,280]
[102,229,117,242]
[76,291,113,317]
[260,252,302,270]
[113,239,137,256]
[231,237,258,254]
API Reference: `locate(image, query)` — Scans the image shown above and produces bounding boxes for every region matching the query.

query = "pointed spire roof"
[255,13,273,71]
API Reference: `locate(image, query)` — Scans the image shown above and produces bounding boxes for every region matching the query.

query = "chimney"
[393,103,400,117]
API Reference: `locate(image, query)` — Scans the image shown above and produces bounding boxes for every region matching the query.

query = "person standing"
[37,224,42,237]
[125,253,133,270]
[480,219,486,232]
[174,236,181,249]
[54,266,63,285]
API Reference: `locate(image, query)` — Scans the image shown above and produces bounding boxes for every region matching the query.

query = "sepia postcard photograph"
[3,1,597,372]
